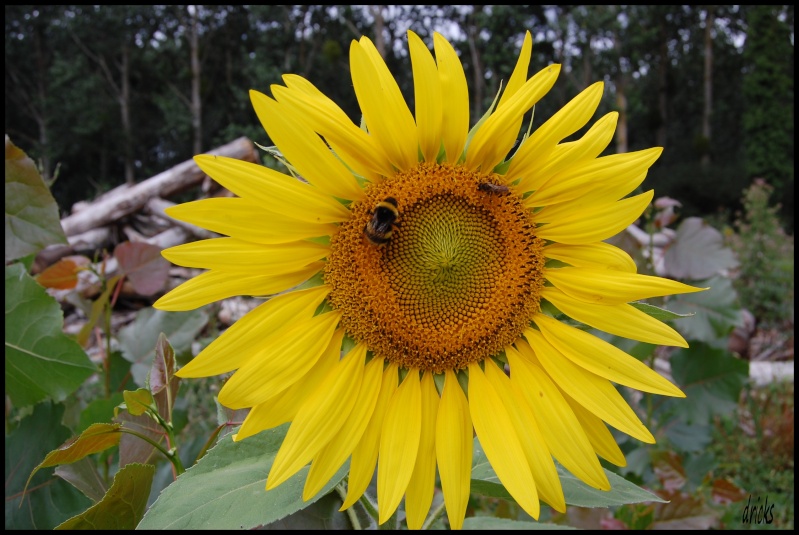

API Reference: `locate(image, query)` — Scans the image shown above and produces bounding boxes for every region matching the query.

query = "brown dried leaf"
[35,256,90,290]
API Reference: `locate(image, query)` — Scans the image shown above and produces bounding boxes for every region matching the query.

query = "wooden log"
[60,137,257,237]
[33,226,115,273]
[146,197,218,240]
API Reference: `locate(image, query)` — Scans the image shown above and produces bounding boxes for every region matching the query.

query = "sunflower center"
[325,162,545,373]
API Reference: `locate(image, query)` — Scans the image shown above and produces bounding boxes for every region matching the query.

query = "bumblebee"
[364,197,399,246]
[478,182,510,195]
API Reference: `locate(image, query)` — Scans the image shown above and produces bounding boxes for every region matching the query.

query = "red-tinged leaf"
[652,450,687,492]
[711,478,748,505]
[122,388,154,416]
[150,333,175,395]
[114,241,169,296]
[651,490,718,530]
[35,256,90,289]
[113,410,165,467]
[150,333,180,423]
[24,423,122,495]
[54,463,156,530]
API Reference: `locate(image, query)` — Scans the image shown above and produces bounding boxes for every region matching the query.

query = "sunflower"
[154,30,702,529]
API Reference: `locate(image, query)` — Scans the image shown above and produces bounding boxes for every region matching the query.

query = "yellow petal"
[235,329,344,441]
[545,266,706,305]
[351,37,417,171]
[340,362,399,510]
[468,362,540,519]
[162,237,328,274]
[378,369,422,524]
[542,287,689,347]
[304,356,384,500]
[250,91,364,201]
[435,370,472,531]
[534,190,655,244]
[508,81,604,183]
[525,329,654,443]
[164,198,337,244]
[193,154,350,222]
[405,372,440,530]
[544,241,637,273]
[507,346,609,490]
[529,147,662,207]
[434,33,469,163]
[408,31,443,163]
[267,343,367,489]
[498,31,533,108]
[176,285,329,377]
[513,112,618,191]
[484,359,565,513]
[153,263,323,312]
[274,77,393,178]
[218,311,342,409]
[468,64,561,172]
[533,313,685,397]
[564,394,627,467]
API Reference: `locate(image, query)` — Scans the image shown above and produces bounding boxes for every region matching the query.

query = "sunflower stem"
[378,510,398,531]
[335,482,362,530]
[357,491,380,527]
[421,496,447,529]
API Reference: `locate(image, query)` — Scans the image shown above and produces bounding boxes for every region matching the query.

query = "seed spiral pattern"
[325,162,545,373]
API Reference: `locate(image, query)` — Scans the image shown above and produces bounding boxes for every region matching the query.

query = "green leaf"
[123,388,155,416]
[471,438,664,508]
[24,423,122,496]
[5,263,97,407]
[4,135,68,262]
[667,276,742,347]
[629,301,694,322]
[663,421,713,452]
[463,517,577,530]
[117,307,208,387]
[263,490,363,530]
[662,217,739,280]
[54,457,109,503]
[55,463,156,529]
[558,466,665,508]
[137,425,348,530]
[5,402,93,529]
[669,343,749,424]
[77,393,124,435]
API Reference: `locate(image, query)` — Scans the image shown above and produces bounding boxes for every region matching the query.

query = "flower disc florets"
[325,162,545,373]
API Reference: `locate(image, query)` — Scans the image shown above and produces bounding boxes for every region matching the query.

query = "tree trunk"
[190,6,203,156]
[656,21,669,148]
[613,33,629,154]
[120,43,135,184]
[370,5,386,58]
[701,8,714,168]
[467,9,485,119]
[34,21,52,181]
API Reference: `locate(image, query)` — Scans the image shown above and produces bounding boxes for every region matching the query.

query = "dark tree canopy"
[5,5,794,231]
